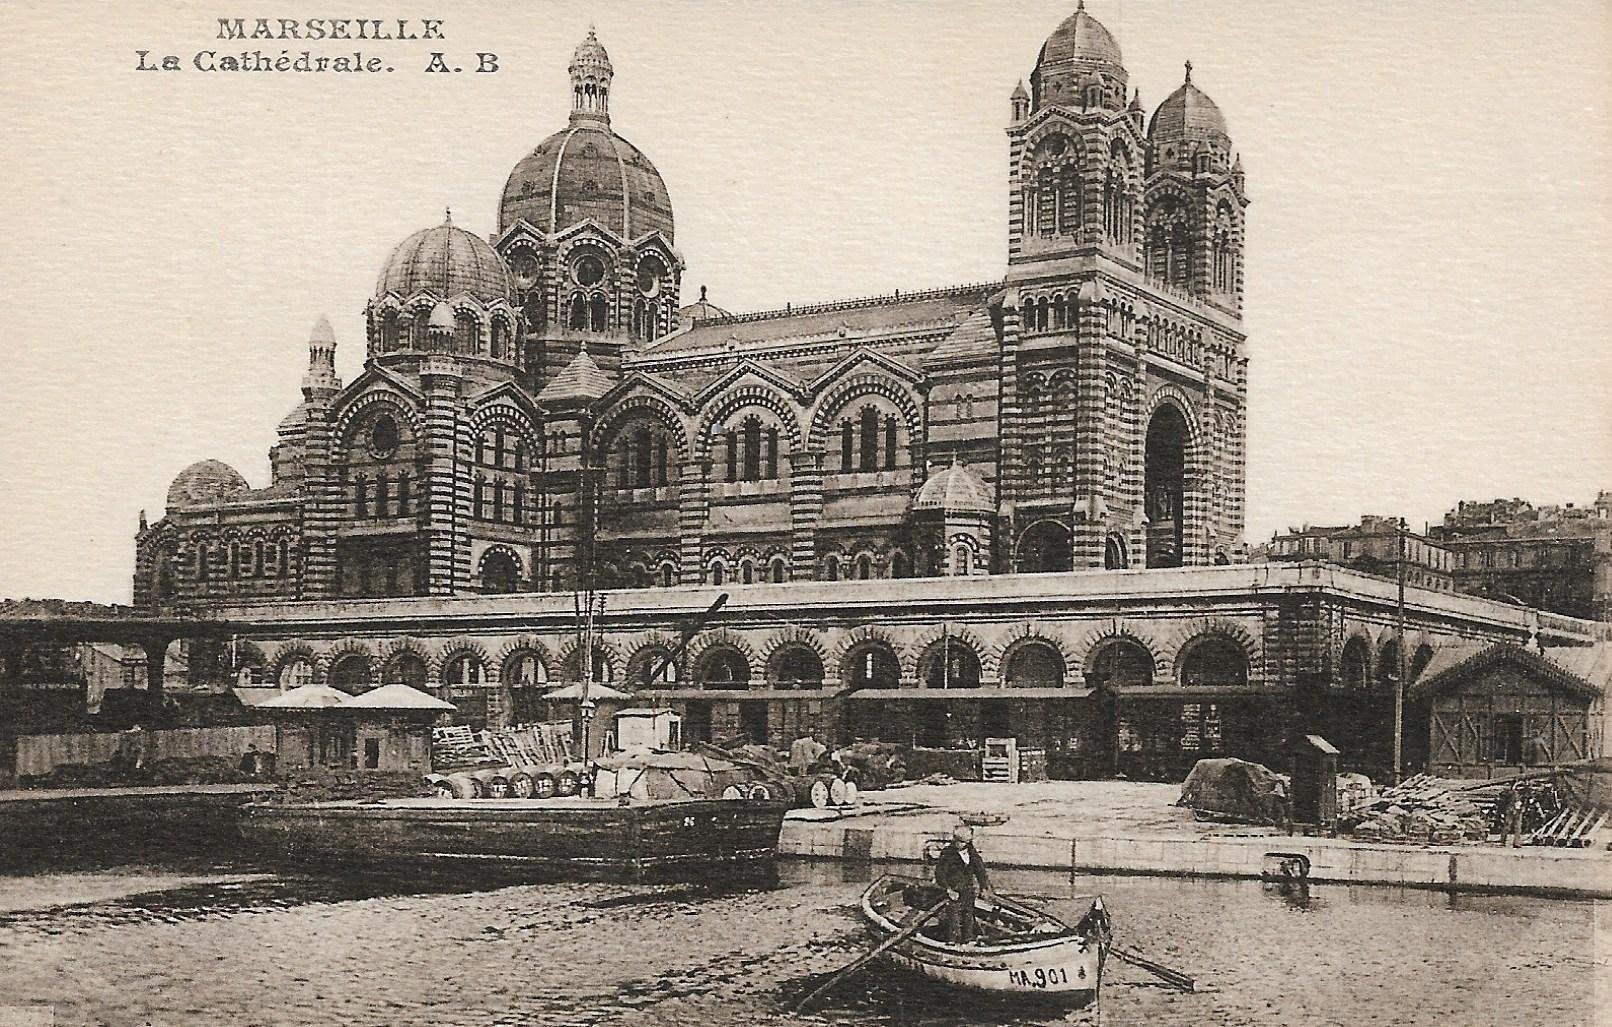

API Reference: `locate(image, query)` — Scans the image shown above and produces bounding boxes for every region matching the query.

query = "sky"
[1,0,1609,603]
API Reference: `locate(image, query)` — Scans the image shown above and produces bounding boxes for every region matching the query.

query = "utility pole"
[1393,517,1408,785]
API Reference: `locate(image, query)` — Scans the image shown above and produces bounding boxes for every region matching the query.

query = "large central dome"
[498,30,674,242]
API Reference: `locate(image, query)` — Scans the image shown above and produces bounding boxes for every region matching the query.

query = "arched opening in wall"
[952,544,973,576]
[1005,642,1064,688]
[845,642,900,691]
[659,562,677,587]
[454,311,479,354]
[1144,405,1188,568]
[1086,639,1153,689]
[922,639,982,689]
[698,648,751,689]
[443,653,485,688]
[769,557,787,583]
[856,554,874,580]
[563,647,614,684]
[328,654,372,695]
[890,551,912,579]
[502,650,548,688]
[772,646,825,689]
[1409,644,1434,683]
[480,550,521,594]
[823,554,841,581]
[589,295,608,332]
[1104,534,1129,570]
[1178,637,1248,687]
[1376,641,1401,692]
[277,656,314,688]
[568,294,587,330]
[631,647,678,687]
[1339,637,1370,690]
[383,652,427,688]
[708,561,726,586]
[1017,520,1073,573]
[740,559,755,585]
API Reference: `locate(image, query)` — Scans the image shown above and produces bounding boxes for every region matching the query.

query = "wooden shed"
[340,683,454,773]
[1408,643,1607,779]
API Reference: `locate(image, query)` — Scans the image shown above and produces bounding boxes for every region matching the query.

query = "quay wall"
[0,785,274,868]
[14,725,275,779]
[779,821,1612,899]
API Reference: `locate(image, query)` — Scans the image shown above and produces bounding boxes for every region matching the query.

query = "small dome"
[570,27,612,79]
[1037,2,1124,71]
[1149,67,1230,148]
[677,285,729,323]
[913,459,993,515]
[308,314,335,345]
[167,459,249,511]
[375,216,513,304]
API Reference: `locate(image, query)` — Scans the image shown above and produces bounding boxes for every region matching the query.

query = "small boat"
[859,875,1110,1004]
[240,794,788,884]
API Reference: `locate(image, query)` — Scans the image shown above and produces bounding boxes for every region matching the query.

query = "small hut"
[257,683,351,772]
[339,683,454,773]
[1409,643,1607,779]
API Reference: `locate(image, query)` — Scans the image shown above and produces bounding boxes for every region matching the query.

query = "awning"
[847,688,1094,700]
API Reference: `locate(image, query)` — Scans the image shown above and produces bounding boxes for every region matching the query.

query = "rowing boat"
[859,875,1110,1004]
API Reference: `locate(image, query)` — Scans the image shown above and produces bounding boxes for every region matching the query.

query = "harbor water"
[0,858,1601,1026]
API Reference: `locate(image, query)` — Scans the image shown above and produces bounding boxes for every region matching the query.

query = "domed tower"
[1144,62,1248,312]
[1007,1,1145,272]
[496,29,683,393]
[366,214,524,374]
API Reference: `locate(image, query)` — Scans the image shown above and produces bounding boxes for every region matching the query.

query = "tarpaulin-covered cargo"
[1177,757,1288,824]
[593,749,749,800]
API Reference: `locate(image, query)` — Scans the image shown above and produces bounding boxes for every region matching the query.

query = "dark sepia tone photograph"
[0,1,1609,1024]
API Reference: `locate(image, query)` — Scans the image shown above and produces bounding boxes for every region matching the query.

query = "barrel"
[532,772,558,799]
[790,775,832,809]
[507,770,536,799]
[745,781,773,801]
[472,769,512,799]
[828,776,849,806]
[721,785,745,800]
[555,769,581,797]
[842,779,859,807]
[444,773,481,800]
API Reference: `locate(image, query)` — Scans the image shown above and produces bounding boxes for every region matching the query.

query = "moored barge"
[241,795,788,883]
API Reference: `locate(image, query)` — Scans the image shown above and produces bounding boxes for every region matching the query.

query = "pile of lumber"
[1348,774,1494,843]
[432,722,576,771]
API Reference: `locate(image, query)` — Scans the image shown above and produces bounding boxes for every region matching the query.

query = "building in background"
[1259,516,1455,593]
[1431,494,1612,621]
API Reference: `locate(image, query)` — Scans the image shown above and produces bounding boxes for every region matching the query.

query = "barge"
[240,794,789,883]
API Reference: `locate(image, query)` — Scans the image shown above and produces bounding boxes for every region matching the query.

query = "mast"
[1393,516,1407,785]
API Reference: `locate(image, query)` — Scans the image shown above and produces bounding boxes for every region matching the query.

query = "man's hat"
[951,823,973,842]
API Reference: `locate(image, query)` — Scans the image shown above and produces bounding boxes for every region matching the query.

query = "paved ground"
[794,780,1282,840]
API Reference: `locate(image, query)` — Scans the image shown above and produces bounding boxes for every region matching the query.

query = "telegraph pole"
[1393,517,1408,784]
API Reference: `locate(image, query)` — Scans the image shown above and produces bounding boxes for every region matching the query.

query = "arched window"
[411,310,432,349]
[1179,637,1248,687]
[846,643,899,690]
[635,648,678,686]
[1087,639,1153,689]
[883,416,898,470]
[1058,165,1081,235]
[454,311,479,354]
[277,656,314,688]
[374,474,389,518]
[503,651,548,687]
[1104,534,1128,569]
[891,551,911,579]
[709,561,725,586]
[953,545,971,575]
[742,418,762,482]
[380,309,401,351]
[824,554,841,581]
[770,557,787,583]
[396,472,410,514]
[1340,637,1370,689]
[725,429,738,483]
[634,426,653,487]
[481,549,521,593]
[383,652,427,688]
[859,408,878,471]
[328,654,372,695]
[773,647,824,689]
[659,562,677,587]
[740,559,755,585]
[568,293,587,330]
[444,653,485,687]
[766,427,780,479]
[841,422,854,471]
[699,649,750,689]
[490,319,507,360]
[1006,642,1064,687]
[924,640,982,689]
[856,554,873,580]
[589,294,608,332]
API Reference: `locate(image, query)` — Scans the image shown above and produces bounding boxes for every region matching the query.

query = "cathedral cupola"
[1010,80,1030,124]
[367,214,522,364]
[302,314,339,397]
[1148,62,1234,175]
[569,27,613,125]
[1030,1,1129,113]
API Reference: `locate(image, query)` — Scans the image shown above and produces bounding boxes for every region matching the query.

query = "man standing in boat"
[934,823,994,944]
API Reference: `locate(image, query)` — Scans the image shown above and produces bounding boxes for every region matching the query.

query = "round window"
[369,415,399,458]
[573,255,606,287]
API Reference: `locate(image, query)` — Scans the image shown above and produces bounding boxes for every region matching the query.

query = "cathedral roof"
[1149,66,1231,147]
[1037,2,1123,70]
[913,458,993,515]
[538,344,615,404]
[677,285,730,324]
[375,216,513,304]
[926,306,998,364]
[500,124,674,242]
[166,459,249,512]
[644,285,992,356]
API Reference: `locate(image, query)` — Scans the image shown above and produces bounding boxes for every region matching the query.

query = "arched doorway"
[1178,637,1248,688]
[771,646,824,689]
[480,550,521,593]
[697,648,751,689]
[383,652,427,688]
[922,640,982,689]
[1017,520,1072,573]
[1004,642,1064,687]
[1144,404,1188,567]
[1086,638,1154,778]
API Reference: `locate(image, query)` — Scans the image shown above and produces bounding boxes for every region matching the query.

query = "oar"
[1111,945,1195,992]
[791,897,951,1012]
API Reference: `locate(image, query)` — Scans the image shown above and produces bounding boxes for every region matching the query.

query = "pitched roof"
[643,284,994,356]
[257,683,350,709]
[1408,643,1606,703]
[537,345,615,404]
[340,682,455,711]
[926,306,999,364]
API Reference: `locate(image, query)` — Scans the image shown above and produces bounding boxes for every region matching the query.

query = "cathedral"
[135,5,1250,610]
